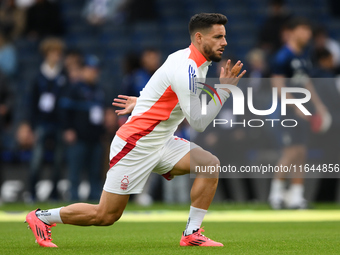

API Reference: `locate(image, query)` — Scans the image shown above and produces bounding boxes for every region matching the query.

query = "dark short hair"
[285,17,311,30]
[40,37,65,56]
[189,13,228,37]
[313,25,327,37]
[314,48,332,62]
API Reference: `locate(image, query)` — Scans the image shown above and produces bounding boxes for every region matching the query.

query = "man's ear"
[195,32,203,44]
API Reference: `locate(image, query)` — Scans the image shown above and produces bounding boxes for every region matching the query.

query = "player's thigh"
[105,135,160,194]
[281,145,306,162]
[170,146,220,176]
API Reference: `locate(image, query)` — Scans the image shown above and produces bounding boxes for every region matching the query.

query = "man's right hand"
[112,95,137,116]
[219,60,246,93]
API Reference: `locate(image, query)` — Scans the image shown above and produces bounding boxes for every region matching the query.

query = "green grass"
[1,203,340,254]
[1,221,340,255]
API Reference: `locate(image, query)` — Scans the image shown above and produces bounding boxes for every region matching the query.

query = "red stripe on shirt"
[116,85,179,145]
[110,86,179,167]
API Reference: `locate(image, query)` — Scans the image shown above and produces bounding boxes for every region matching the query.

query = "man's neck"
[191,42,209,61]
[287,40,303,54]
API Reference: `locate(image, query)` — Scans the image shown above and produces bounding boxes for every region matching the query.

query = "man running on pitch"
[26,13,246,247]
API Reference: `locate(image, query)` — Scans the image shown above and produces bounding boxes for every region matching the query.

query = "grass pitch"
[1,203,340,255]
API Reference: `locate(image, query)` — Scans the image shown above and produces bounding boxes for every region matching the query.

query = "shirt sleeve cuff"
[216,88,230,102]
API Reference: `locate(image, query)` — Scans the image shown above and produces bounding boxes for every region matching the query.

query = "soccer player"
[268,17,329,209]
[25,13,246,247]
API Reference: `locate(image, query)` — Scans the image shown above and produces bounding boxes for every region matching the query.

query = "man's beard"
[203,44,222,62]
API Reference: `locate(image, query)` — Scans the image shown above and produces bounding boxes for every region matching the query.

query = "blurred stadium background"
[0,0,340,205]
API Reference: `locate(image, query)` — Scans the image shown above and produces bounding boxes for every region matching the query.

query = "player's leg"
[285,119,309,209]
[25,190,129,247]
[60,191,129,225]
[269,118,309,209]
[26,135,158,247]
[269,145,306,209]
[170,147,220,210]
[287,145,307,208]
[158,139,222,246]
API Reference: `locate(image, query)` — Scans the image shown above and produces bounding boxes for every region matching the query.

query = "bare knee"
[209,155,220,166]
[208,154,220,176]
[196,154,220,178]
[283,146,306,163]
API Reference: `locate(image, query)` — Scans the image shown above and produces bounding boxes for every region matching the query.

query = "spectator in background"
[64,49,83,73]
[0,30,17,77]
[246,48,270,90]
[123,48,161,97]
[25,0,64,40]
[0,0,26,41]
[17,38,67,202]
[64,49,84,85]
[61,55,105,201]
[313,26,340,69]
[258,0,292,55]
[311,48,336,78]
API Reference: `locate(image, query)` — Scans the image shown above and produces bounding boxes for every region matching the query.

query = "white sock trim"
[184,206,207,236]
[36,207,64,225]
[288,183,305,204]
[269,179,285,201]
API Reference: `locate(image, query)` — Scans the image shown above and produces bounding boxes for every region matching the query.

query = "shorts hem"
[155,142,200,175]
[103,187,143,195]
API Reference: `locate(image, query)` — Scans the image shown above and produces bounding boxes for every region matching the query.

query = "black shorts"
[279,112,310,147]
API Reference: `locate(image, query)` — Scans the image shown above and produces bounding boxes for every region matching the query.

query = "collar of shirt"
[40,62,62,80]
[189,43,212,68]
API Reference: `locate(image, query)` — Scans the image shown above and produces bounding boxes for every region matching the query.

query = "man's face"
[46,49,63,65]
[201,24,227,62]
[64,54,82,71]
[141,51,161,73]
[293,25,312,48]
[68,64,83,83]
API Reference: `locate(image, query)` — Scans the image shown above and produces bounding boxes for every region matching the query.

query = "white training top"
[116,43,230,148]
